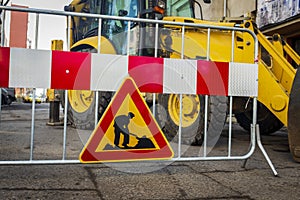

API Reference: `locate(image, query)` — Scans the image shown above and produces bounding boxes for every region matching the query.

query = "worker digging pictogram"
[105,112,156,150]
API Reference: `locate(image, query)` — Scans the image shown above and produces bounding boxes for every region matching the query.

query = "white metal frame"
[0,6,277,176]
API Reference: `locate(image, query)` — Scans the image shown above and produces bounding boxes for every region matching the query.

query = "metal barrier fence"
[0,6,277,175]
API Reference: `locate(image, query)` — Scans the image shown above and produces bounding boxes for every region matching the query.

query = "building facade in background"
[197,0,256,20]
[9,4,28,48]
[9,4,29,99]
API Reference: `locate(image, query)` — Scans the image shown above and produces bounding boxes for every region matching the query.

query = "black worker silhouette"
[105,112,155,150]
[113,112,135,148]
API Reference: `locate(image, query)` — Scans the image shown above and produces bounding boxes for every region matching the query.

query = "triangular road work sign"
[80,77,173,163]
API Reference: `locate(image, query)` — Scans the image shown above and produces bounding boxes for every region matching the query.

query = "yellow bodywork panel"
[258,61,289,126]
[256,30,297,126]
[161,18,255,63]
[71,36,116,54]
[256,31,296,94]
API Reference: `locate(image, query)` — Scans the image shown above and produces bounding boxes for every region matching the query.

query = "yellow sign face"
[79,77,173,163]
[95,94,160,151]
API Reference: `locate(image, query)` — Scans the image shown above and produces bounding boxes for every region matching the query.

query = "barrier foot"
[256,124,278,176]
[241,157,248,169]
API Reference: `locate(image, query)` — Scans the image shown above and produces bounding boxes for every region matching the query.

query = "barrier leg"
[242,124,277,176]
[241,124,255,168]
[256,124,278,176]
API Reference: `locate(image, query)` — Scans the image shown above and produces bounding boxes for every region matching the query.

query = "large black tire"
[235,100,284,135]
[156,94,227,145]
[60,90,113,130]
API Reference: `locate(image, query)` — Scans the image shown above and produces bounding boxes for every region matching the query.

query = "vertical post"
[206,28,211,59]
[63,91,68,160]
[203,28,211,157]
[0,10,5,121]
[94,92,99,128]
[223,0,227,18]
[97,18,102,54]
[152,19,159,116]
[127,21,131,55]
[227,31,235,157]
[94,18,102,128]
[30,13,40,161]
[35,14,39,49]
[228,96,233,157]
[154,19,159,58]
[0,10,3,121]
[0,10,3,123]
[30,88,36,161]
[203,95,208,157]
[177,26,185,157]
[181,26,185,57]
[1,9,5,46]
[231,31,235,61]
[178,94,183,158]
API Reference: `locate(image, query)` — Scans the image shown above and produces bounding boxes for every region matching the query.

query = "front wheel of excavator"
[288,69,300,162]
[235,99,284,135]
[60,90,114,130]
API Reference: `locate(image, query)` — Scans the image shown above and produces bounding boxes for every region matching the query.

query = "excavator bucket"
[288,68,300,162]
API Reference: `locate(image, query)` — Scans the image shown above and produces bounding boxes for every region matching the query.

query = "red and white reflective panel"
[0,47,258,97]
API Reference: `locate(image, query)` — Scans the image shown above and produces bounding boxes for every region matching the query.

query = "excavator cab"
[65,0,197,55]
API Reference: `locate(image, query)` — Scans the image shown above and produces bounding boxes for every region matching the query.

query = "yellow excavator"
[62,0,300,161]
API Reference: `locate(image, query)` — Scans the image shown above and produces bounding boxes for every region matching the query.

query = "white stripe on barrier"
[9,48,52,88]
[228,62,258,97]
[163,58,197,94]
[91,54,128,91]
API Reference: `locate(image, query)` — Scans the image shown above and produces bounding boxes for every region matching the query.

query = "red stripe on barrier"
[128,56,164,93]
[197,60,229,96]
[0,47,10,87]
[51,51,91,90]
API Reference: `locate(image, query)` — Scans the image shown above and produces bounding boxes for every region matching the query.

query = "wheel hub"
[68,90,94,113]
[168,94,200,127]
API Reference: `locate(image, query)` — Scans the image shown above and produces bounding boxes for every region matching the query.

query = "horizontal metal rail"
[0,5,258,44]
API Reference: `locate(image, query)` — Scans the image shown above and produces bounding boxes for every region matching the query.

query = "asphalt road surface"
[0,102,299,200]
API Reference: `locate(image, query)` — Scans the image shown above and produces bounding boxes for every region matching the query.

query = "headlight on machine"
[154,0,166,14]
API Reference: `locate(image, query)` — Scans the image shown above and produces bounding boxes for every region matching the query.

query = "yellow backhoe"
[62,0,300,161]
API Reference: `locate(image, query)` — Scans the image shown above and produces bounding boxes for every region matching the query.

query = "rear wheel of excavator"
[235,98,283,135]
[156,94,227,145]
